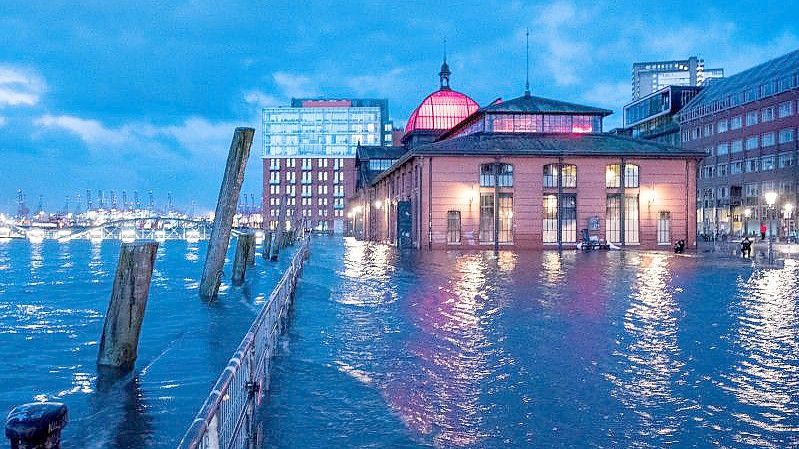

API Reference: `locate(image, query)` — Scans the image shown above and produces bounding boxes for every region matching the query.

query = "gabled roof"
[371,132,705,185]
[355,145,407,161]
[480,94,613,116]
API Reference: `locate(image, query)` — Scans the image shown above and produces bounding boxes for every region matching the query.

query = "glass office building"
[632,56,723,100]
[262,100,387,234]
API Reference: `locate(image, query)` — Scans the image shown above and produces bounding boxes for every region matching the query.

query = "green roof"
[480,94,613,116]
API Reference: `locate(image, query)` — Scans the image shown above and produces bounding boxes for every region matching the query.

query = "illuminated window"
[480,163,514,187]
[606,164,621,188]
[447,211,461,244]
[657,211,671,244]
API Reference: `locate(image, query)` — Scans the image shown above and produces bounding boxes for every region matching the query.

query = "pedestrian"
[741,236,752,258]
[760,222,767,240]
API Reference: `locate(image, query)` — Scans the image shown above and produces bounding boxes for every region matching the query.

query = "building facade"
[679,50,799,238]
[354,92,703,250]
[262,99,389,233]
[632,56,723,100]
[623,85,702,146]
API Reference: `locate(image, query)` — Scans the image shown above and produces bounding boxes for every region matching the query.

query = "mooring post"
[200,127,254,298]
[232,232,254,284]
[97,240,158,369]
[246,231,256,266]
[262,231,273,260]
[269,194,288,261]
[5,402,68,449]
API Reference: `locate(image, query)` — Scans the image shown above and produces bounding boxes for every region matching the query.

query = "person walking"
[741,236,752,258]
[760,222,767,240]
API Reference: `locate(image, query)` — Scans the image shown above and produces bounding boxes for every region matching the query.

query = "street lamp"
[765,191,778,263]
[744,208,752,237]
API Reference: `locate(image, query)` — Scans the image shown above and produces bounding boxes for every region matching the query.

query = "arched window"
[543,164,577,188]
[606,163,639,188]
[480,163,513,187]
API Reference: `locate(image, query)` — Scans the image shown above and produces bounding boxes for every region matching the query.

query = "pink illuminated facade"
[353,86,704,250]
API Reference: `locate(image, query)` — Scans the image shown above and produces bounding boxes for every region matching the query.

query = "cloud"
[0,116,6,127]
[345,67,410,97]
[273,72,318,98]
[532,0,593,86]
[243,89,280,107]
[35,114,128,145]
[582,81,629,129]
[0,65,46,107]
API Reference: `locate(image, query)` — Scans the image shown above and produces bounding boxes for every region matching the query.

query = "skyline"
[1,0,797,211]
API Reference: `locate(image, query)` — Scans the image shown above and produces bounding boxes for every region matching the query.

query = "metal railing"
[177,238,310,449]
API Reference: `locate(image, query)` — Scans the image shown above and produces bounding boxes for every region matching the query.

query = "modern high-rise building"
[679,49,799,238]
[262,98,388,233]
[623,85,702,146]
[632,56,723,100]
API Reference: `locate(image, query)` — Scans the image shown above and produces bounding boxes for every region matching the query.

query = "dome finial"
[439,38,451,89]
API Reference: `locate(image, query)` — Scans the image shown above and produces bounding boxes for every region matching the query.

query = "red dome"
[405,89,479,135]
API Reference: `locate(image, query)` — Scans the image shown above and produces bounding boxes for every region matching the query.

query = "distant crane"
[148,191,155,211]
[122,191,128,211]
[98,190,105,209]
[86,189,93,210]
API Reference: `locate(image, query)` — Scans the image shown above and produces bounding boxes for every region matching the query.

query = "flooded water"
[0,239,294,449]
[262,237,799,448]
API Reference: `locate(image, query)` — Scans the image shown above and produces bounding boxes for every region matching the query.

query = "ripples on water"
[263,238,799,449]
[0,239,295,449]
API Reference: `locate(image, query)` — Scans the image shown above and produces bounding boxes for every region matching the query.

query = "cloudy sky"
[1,0,796,213]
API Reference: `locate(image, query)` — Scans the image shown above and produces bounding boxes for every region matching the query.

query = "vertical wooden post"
[97,240,158,369]
[269,194,288,261]
[200,127,254,298]
[262,231,272,260]
[246,232,256,266]
[232,232,254,284]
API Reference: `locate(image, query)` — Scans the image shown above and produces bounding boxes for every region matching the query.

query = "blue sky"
[1,0,796,213]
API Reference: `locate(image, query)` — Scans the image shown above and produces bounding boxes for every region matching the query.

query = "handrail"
[177,238,310,449]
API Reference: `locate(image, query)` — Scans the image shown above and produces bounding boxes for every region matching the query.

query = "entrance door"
[397,200,413,248]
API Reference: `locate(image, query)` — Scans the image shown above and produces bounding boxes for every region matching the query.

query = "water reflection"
[605,253,689,446]
[723,262,799,447]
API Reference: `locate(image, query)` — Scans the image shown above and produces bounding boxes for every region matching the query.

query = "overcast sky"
[1,0,796,212]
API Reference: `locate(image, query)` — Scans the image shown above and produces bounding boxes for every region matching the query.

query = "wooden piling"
[199,127,254,298]
[246,232,256,266]
[97,241,158,369]
[269,194,288,261]
[262,231,273,260]
[232,232,254,284]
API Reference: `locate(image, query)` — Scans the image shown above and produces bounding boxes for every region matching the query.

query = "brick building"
[354,90,704,250]
[679,50,799,238]
[261,98,391,233]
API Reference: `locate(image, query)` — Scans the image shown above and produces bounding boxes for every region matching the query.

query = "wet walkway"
[261,237,799,448]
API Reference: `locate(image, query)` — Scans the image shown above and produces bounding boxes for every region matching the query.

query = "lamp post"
[784,203,794,256]
[744,208,752,237]
[765,191,778,263]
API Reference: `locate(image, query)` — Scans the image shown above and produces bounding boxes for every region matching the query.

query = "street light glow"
[765,191,778,207]
[744,208,752,218]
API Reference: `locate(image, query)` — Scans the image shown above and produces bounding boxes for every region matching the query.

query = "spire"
[439,38,451,89]
[524,28,531,97]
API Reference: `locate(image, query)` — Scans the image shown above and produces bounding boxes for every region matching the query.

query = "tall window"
[606,194,639,244]
[479,193,494,242]
[542,194,576,243]
[498,194,513,243]
[543,194,558,243]
[560,194,577,242]
[480,163,513,187]
[447,211,461,244]
[624,195,639,244]
[606,194,621,242]
[657,211,671,245]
